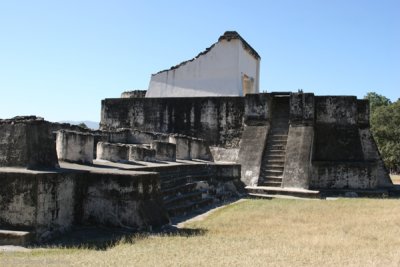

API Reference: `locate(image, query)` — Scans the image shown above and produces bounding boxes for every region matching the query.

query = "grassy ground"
[1,198,400,267]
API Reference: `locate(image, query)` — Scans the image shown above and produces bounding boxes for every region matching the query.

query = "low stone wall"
[310,162,379,189]
[76,171,168,229]
[0,171,77,241]
[0,168,169,242]
[56,130,94,164]
[96,142,130,162]
[209,147,239,163]
[151,141,176,161]
[128,145,156,162]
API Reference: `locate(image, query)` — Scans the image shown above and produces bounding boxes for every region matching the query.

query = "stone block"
[96,142,129,162]
[0,116,58,169]
[169,135,191,160]
[56,130,94,164]
[151,141,176,161]
[190,138,213,160]
[128,145,156,162]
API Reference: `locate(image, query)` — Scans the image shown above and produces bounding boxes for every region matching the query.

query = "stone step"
[262,164,284,171]
[246,186,321,199]
[166,197,214,217]
[259,181,282,187]
[162,182,198,198]
[260,168,283,174]
[160,171,210,180]
[264,159,285,164]
[264,149,286,155]
[263,155,285,160]
[267,144,286,150]
[261,171,283,178]
[268,135,288,140]
[161,176,188,189]
[260,176,282,182]
[267,139,287,144]
[164,190,202,206]
[248,193,319,200]
[262,165,284,171]
[0,230,34,246]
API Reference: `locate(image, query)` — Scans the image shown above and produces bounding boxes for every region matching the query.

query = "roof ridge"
[152,31,260,76]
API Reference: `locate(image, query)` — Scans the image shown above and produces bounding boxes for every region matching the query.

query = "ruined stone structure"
[101,92,393,198]
[0,117,240,245]
[0,30,395,245]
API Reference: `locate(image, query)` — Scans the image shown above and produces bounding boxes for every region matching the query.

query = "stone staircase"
[158,167,214,217]
[258,96,289,187]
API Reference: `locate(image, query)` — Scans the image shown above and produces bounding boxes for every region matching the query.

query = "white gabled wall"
[146,38,260,97]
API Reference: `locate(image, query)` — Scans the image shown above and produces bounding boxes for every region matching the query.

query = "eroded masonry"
[0,31,395,245]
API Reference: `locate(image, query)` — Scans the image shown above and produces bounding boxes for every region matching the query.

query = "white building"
[145,31,261,98]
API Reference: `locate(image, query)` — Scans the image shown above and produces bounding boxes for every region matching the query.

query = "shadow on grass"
[34,225,207,251]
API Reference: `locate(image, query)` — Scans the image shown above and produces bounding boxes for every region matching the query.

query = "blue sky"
[0,0,399,122]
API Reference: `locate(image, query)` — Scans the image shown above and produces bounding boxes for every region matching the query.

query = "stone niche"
[56,130,94,164]
[0,116,58,169]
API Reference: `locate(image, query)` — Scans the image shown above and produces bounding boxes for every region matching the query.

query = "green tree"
[368,96,400,173]
[364,92,391,113]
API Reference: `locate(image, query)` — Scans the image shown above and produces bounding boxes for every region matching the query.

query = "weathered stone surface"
[121,90,146,98]
[56,130,94,164]
[96,142,130,162]
[357,99,370,127]
[0,171,76,242]
[313,124,364,161]
[190,138,213,161]
[244,93,271,123]
[237,124,269,186]
[0,166,169,242]
[311,162,379,189]
[128,145,156,162]
[77,171,168,229]
[169,135,191,160]
[209,147,239,163]
[151,141,176,161]
[282,126,313,188]
[289,93,314,125]
[101,97,245,147]
[0,117,58,169]
[315,96,358,125]
[358,128,392,187]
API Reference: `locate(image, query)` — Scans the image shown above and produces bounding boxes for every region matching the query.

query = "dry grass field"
[1,197,400,267]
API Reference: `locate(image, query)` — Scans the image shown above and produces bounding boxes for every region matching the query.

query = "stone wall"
[101,94,273,148]
[0,168,169,242]
[101,97,246,147]
[0,171,77,241]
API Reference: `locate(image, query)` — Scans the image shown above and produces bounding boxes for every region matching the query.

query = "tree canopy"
[365,92,399,173]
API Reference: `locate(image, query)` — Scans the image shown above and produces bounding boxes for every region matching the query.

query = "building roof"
[153,31,261,76]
